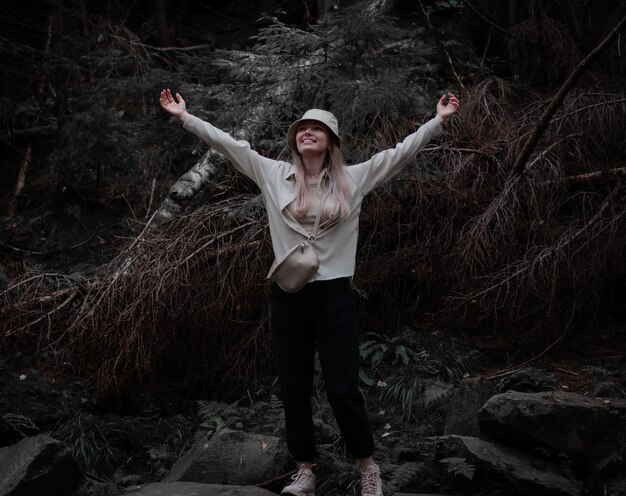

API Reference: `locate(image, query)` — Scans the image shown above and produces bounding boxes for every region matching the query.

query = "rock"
[0,414,40,447]
[592,381,624,399]
[435,435,582,496]
[166,428,288,485]
[125,482,276,496]
[444,377,494,436]
[0,434,82,496]
[74,479,121,496]
[478,391,626,471]
[116,474,144,487]
[496,366,558,393]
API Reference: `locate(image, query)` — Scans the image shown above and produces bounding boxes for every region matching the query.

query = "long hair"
[292,136,351,223]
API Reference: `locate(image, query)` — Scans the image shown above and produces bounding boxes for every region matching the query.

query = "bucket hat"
[287,109,341,153]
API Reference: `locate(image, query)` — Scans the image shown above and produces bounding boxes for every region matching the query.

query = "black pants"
[271,277,374,461]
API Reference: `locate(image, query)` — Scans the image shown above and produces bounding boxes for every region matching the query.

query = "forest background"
[0,0,625,406]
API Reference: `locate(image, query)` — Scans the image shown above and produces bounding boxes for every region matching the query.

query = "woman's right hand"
[160,88,188,122]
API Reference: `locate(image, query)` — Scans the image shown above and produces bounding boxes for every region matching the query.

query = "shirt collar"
[283,166,330,182]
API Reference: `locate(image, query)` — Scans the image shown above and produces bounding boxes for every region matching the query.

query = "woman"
[160,88,459,496]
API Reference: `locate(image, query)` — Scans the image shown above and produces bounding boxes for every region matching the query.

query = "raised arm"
[159,88,278,187]
[349,92,459,195]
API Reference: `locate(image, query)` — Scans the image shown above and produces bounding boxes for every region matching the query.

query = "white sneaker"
[361,464,383,496]
[281,466,316,496]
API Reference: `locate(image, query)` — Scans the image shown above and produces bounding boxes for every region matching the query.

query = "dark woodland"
[0,1,625,495]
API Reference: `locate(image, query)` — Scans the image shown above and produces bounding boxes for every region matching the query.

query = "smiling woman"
[159,87,459,496]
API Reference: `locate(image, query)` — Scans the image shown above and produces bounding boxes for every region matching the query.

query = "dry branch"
[509,14,626,178]
[455,187,622,311]
[537,166,626,187]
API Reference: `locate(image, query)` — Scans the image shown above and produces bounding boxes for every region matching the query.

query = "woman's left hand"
[436,92,460,124]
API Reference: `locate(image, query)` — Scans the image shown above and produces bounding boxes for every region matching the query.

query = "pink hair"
[292,137,351,223]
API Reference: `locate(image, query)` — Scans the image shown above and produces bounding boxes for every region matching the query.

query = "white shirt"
[182,113,443,281]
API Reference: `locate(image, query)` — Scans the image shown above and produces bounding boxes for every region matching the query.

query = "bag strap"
[308,187,324,244]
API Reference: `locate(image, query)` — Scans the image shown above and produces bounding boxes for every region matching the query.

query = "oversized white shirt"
[182,113,443,282]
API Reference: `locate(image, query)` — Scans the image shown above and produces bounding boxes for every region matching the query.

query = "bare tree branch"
[509,14,626,178]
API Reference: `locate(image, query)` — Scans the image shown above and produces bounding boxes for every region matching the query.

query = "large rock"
[166,429,288,485]
[591,381,624,399]
[478,391,626,471]
[125,482,276,496]
[444,377,494,436]
[0,434,82,496]
[435,435,582,496]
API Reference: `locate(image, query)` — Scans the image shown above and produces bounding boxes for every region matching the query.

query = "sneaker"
[281,466,316,496]
[361,464,383,496]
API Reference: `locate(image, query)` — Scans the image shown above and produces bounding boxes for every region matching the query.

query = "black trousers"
[271,277,374,461]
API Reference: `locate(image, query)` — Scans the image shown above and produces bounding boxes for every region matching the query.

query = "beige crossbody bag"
[269,195,323,293]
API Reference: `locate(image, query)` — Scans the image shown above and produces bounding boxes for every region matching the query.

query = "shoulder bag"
[269,196,323,293]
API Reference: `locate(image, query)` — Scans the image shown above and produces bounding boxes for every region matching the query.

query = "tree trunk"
[154,0,172,47]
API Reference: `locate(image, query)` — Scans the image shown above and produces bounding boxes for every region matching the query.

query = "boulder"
[125,482,276,496]
[0,414,40,447]
[591,381,624,399]
[0,434,82,496]
[435,435,582,496]
[444,377,494,436]
[166,428,288,485]
[478,391,626,471]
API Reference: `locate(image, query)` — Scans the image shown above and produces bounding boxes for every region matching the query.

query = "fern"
[439,457,476,480]
[383,462,423,494]
[395,344,410,365]
[596,451,622,471]
[423,381,452,407]
[360,369,375,386]
[197,400,242,431]
[380,376,422,423]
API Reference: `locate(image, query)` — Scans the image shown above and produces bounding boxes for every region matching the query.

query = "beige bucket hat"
[287,109,341,153]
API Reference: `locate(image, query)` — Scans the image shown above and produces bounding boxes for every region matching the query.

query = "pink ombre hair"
[292,135,351,223]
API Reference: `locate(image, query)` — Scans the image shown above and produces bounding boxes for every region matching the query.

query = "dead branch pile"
[2,191,272,398]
